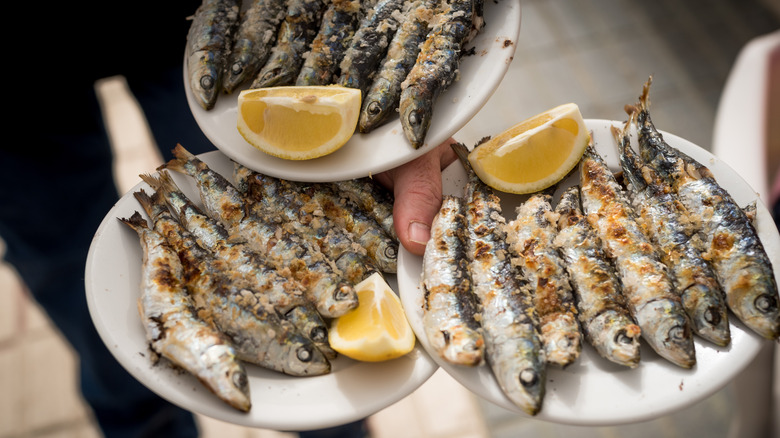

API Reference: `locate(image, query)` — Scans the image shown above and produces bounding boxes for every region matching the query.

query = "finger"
[389,148,451,256]
[373,137,458,190]
[437,138,458,170]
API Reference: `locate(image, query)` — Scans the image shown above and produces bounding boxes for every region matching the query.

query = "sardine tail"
[118,211,148,231]
[639,75,653,111]
[159,144,194,174]
[450,141,472,171]
[132,189,155,217]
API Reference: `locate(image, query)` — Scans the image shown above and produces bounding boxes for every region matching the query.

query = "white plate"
[85,151,438,431]
[398,119,780,426]
[185,1,521,182]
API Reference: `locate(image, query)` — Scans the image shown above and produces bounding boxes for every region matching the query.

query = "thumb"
[376,138,457,256]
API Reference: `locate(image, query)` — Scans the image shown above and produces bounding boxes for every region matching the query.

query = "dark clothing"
[1,2,364,437]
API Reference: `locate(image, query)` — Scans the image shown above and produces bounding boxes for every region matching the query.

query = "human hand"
[373,138,458,256]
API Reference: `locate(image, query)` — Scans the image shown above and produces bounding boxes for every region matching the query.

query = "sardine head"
[399,96,433,149]
[285,341,331,377]
[192,67,220,110]
[359,99,393,133]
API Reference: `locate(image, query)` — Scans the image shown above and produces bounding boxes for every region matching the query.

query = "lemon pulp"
[240,99,343,152]
[468,103,589,194]
[328,273,415,362]
[236,85,361,160]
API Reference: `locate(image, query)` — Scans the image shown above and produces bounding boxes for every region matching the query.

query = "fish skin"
[186,0,240,110]
[612,119,731,347]
[234,163,397,277]
[251,0,328,88]
[399,0,479,148]
[337,0,408,96]
[118,212,252,411]
[309,182,398,274]
[453,142,546,416]
[553,186,642,368]
[160,145,355,320]
[142,172,337,359]
[133,189,332,375]
[142,172,306,313]
[358,0,437,133]
[296,0,362,86]
[330,177,397,242]
[422,195,485,366]
[630,77,780,340]
[505,193,582,367]
[233,165,377,283]
[223,0,287,93]
[579,143,696,369]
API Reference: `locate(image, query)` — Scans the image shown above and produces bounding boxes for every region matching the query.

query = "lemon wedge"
[236,85,361,160]
[468,103,590,194]
[328,272,416,362]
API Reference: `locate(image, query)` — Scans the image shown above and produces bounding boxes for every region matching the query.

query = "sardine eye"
[615,330,632,345]
[704,307,721,325]
[334,285,353,302]
[297,346,314,363]
[408,110,421,127]
[519,368,539,388]
[261,69,279,83]
[232,370,248,390]
[367,101,382,116]
[310,326,328,343]
[199,75,215,90]
[668,325,686,341]
[384,244,397,260]
[230,62,244,75]
[755,294,778,313]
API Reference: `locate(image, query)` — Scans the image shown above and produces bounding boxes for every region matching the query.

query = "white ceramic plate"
[398,119,780,426]
[84,151,438,431]
[185,1,521,182]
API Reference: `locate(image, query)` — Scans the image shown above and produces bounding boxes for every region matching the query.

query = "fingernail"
[408,221,431,245]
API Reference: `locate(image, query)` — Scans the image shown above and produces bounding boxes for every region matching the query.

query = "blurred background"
[1,0,778,437]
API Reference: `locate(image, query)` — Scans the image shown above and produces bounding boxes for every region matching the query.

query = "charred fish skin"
[330,177,397,242]
[631,82,780,341]
[186,0,240,110]
[234,162,398,274]
[133,189,332,375]
[399,0,478,149]
[296,0,362,86]
[579,144,696,369]
[141,174,337,360]
[422,195,485,367]
[142,172,337,359]
[306,181,398,273]
[223,0,287,93]
[235,164,394,281]
[505,193,582,368]
[118,212,252,411]
[612,121,731,347]
[251,0,328,88]
[453,142,546,416]
[161,145,354,319]
[358,0,437,133]
[553,186,641,368]
[141,171,307,314]
[337,0,407,96]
